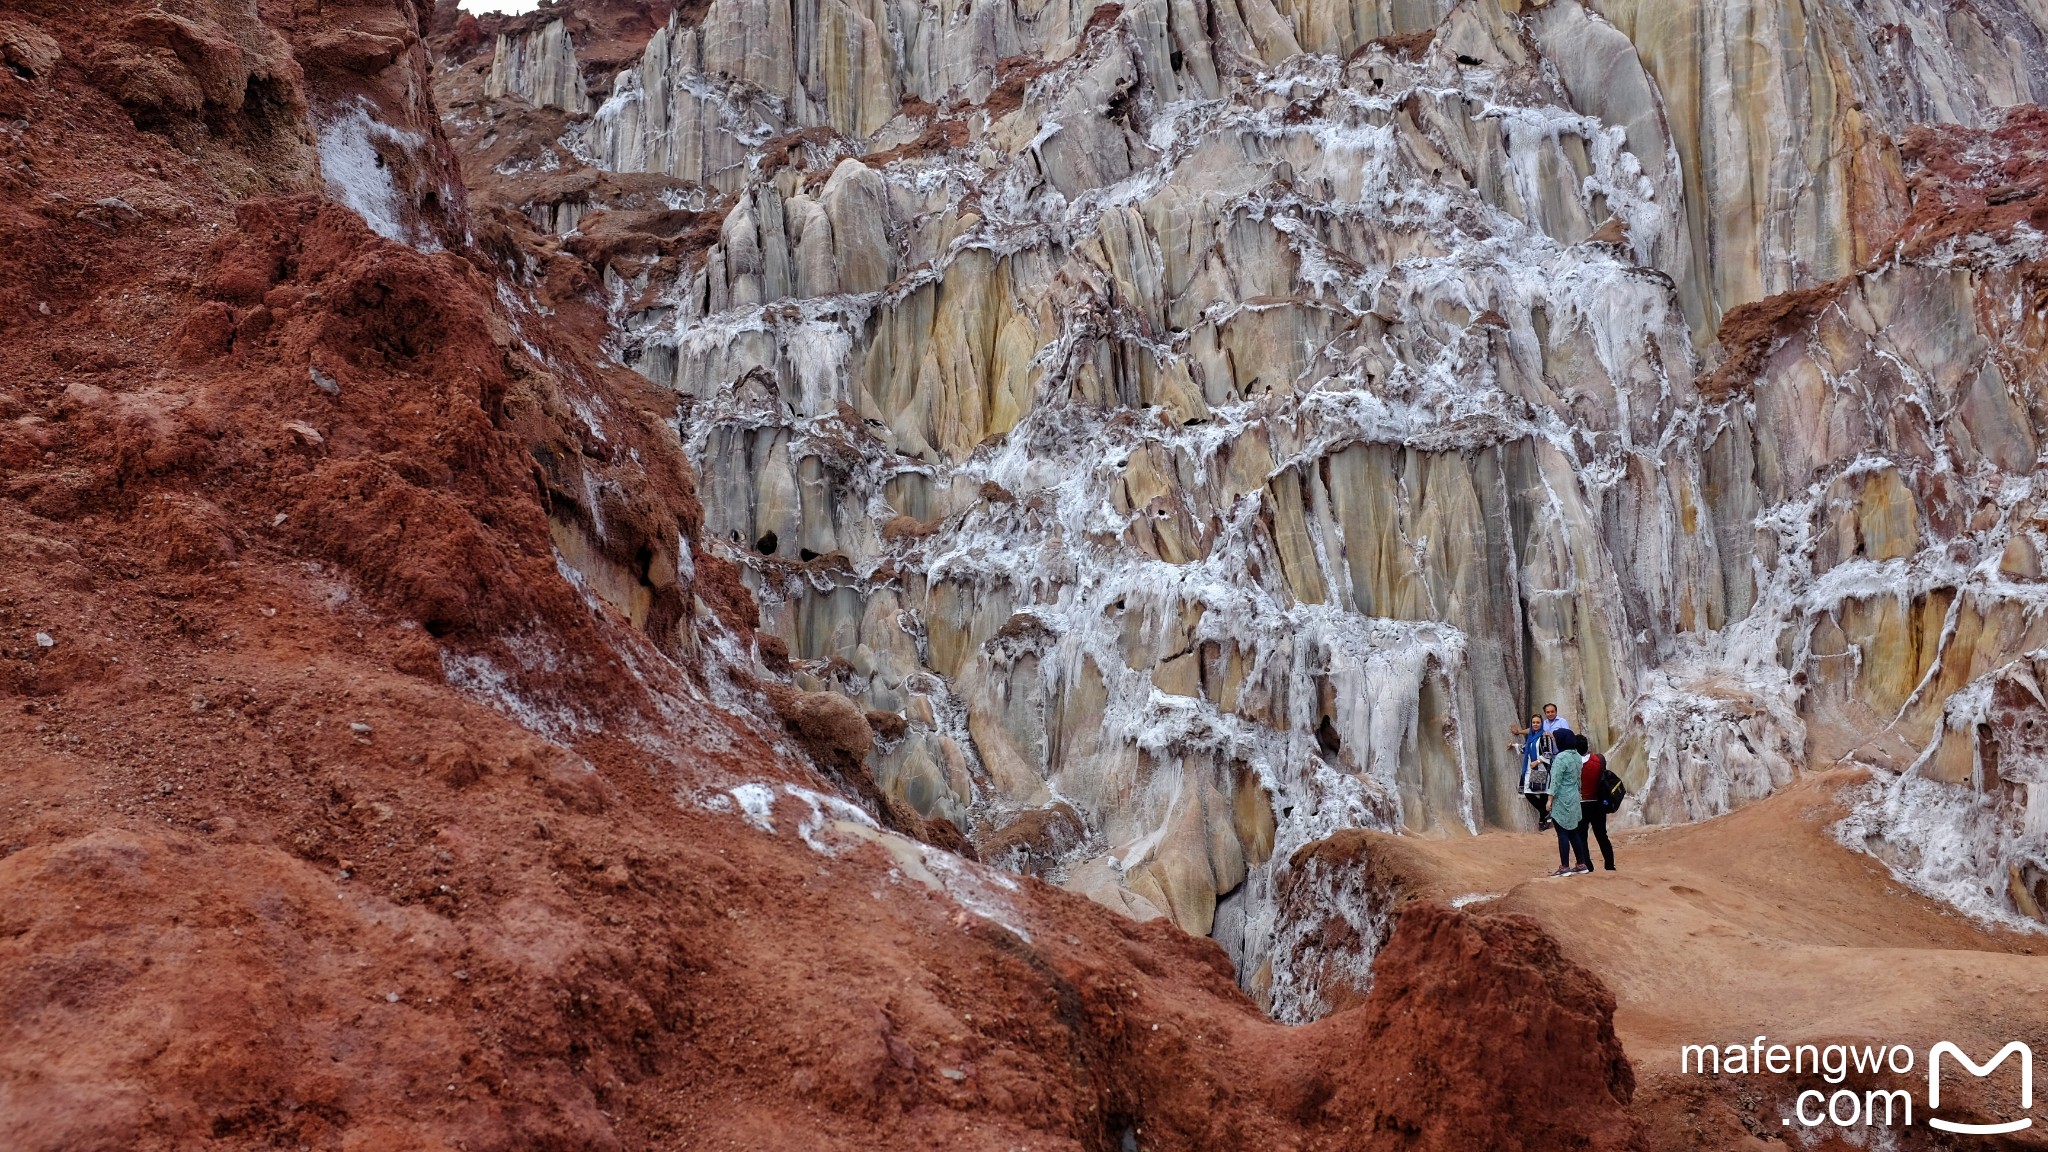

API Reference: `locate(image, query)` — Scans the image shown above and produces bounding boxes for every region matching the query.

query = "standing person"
[1577,734,1615,871]
[1545,729,1592,876]
[1511,712,1552,830]
[1540,703,1569,736]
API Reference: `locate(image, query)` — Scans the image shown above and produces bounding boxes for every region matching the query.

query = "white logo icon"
[1929,1041,2033,1135]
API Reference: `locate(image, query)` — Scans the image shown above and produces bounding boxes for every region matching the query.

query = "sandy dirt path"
[1352,771,2048,1148]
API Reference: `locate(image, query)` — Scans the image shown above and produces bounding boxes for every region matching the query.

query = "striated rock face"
[487,19,588,112]
[1586,0,2045,342]
[451,0,2048,1003]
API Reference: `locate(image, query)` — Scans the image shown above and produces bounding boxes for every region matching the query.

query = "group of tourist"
[1512,704,1626,876]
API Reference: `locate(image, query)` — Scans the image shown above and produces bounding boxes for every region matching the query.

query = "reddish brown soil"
[750,124,853,178]
[0,2,1649,1151]
[1898,104,2048,259]
[986,53,1061,119]
[859,117,970,169]
[1697,279,1848,401]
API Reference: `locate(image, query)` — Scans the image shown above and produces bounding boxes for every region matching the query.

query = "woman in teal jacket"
[1546,731,1593,876]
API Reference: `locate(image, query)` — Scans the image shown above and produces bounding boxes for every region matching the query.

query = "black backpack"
[1596,768,1627,813]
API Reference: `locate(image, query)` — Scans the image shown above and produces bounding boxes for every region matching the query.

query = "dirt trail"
[1348,771,2048,1148]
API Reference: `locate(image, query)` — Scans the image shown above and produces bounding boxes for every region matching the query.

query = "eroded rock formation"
[443,0,2048,1010]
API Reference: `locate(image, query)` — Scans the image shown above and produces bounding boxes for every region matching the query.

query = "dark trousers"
[1523,791,1549,827]
[1554,820,1591,870]
[1584,806,1615,869]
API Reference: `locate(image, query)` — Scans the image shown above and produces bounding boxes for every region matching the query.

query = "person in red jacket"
[1577,734,1615,871]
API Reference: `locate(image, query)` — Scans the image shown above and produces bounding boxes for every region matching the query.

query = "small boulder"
[0,20,59,81]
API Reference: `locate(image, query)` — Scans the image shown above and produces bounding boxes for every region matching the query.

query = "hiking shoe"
[1538,818,1553,831]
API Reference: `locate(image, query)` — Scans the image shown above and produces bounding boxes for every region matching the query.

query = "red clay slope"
[1,2,1639,1150]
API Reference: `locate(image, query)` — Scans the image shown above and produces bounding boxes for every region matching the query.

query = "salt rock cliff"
[1,0,1651,1148]
[448,0,2048,1012]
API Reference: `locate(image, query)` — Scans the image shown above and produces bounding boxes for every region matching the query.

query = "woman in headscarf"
[1513,711,1552,830]
[1578,733,1615,870]
[1545,729,1593,876]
